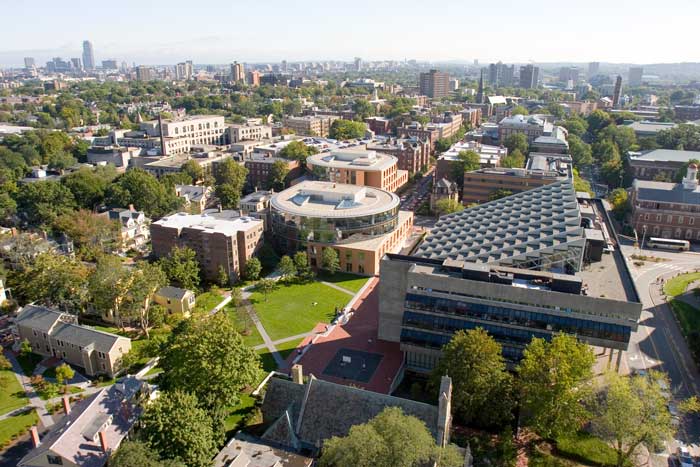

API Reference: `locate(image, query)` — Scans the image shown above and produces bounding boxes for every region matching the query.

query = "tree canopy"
[213,159,248,209]
[105,168,180,218]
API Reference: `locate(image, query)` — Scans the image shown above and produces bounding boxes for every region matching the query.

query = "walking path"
[4,351,54,428]
[242,300,285,368]
[319,281,355,296]
[207,294,232,316]
[252,331,319,351]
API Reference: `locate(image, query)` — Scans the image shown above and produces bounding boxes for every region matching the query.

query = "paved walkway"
[252,331,319,351]
[319,281,355,296]
[4,351,54,428]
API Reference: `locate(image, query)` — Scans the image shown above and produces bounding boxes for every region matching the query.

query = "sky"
[1,0,699,67]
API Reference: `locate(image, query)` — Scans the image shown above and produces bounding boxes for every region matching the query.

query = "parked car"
[677,446,693,467]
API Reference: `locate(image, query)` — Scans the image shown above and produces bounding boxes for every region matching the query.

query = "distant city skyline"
[2,0,699,67]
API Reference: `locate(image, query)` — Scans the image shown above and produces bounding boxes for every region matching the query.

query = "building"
[675,105,700,122]
[175,60,193,80]
[628,148,700,181]
[101,59,118,69]
[140,149,230,178]
[154,286,195,317]
[259,368,453,455]
[306,149,408,192]
[86,145,140,168]
[245,153,302,190]
[449,78,460,92]
[82,40,95,70]
[461,154,571,205]
[231,62,245,83]
[227,123,272,142]
[15,305,132,377]
[624,121,677,138]
[283,115,339,137]
[23,57,35,68]
[213,432,313,467]
[367,137,431,175]
[139,115,227,154]
[378,178,642,369]
[630,164,700,241]
[107,207,150,251]
[70,58,82,71]
[430,178,459,211]
[240,189,274,229]
[247,70,261,87]
[364,117,391,135]
[151,210,264,283]
[612,75,623,109]
[136,65,152,81]
[270,181,413,275]
[419,69,450,99]
[558,66,580,85]
[498,114,553,144]
[174,184,212,213]
[488,62,514,87]
[588,62,600,78]
[628,67,644,87]
[435,141,507,183]
[531,133,569,154]
[519,65,539,89]
[19,377,153,467]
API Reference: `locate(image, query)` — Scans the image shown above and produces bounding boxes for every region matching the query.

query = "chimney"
[98,431,108,453]
[291,364,304,384]
[62,395,71,415]
[436,375,453,448]
[30,426,40,448]
[128,204,135,212]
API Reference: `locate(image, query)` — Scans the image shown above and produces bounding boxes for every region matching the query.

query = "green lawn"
[257,349,278,372]
[556,432,623,467]
[0,409,38,448]
[276,338,304,361]
[0,370,27,414]
[224,304,264,347]
[194,290,226,314]
[664,272,700,297]
[250,281,350,341]
[668,299,700,337]
[316,271,370,293]
[16,353,43,376]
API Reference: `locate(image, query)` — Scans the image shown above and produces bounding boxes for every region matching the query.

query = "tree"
[105,168,180,218]
[321,248,340,275]
[517,334,595,439]
[573,168,593,195]
[352,99,375,120]
[159,313,261,408]
[608,188,630,221]
[320,407,463,467]
[562,117,588,138]
[109,440,172,467]
[159,246,201,291]
[62,166,117,210]
[53,210,120,258]
[599,125,637,154]
[267,160,289,191]
[511,105,529,116]
[591,371,675,467]
[15,252,90,312]
[488,189,514,201]
[500,149,526,168]
[434,199,463,217]
[181,160,203,183]
[329,119,367,140]
[55,363,74,391]
[0,354,11,372]
[587,110,613,136]
[89,255,134,328]
[213,159,248,209]
[257,278,277,301]
[16,180,76,227]
[278,255,297,280]
[245,257,262,281]
[657,124,700,151]
[121,262,168,338]
[431,329,514,428]
[293,251,314,281]
[217,265,230,287]
[503,134,528,156]
[140,390,217,467]
[279,140,318,164]
[568,135,593,167]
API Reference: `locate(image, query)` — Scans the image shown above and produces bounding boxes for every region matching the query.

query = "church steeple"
[476,69,485,104]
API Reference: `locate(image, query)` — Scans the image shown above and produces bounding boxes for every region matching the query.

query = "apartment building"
[367,137,431,175]
[628,149,700,181]
[244,153,302,190]
[436,140,508,182]
[364,117,391,135]
[306,149,408,192]
[498,114,553,144]
[283,115,339,137]
[240,190,274,229]
[630,164,700,241]
[15,305,132,378]
[151,210,264,283]
[419,70,450,99]
[227,123,272,143]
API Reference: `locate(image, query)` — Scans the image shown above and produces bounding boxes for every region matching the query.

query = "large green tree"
[213,158,248,209]
[320,407,463,467]
[267,160,290,191]
[121,262,168,338]
[503,133,528,156]
[329,119,367,140]
[500,149,526,168]
[15,252,90,312]
[321,247,340,275]
[16,180,76,227]
[158,246,201,291]
[568,135,593,167]
[140,390,217,467]
[109,440,179,467]
[517,334,595,439]
[431,329,513,428]
[279,140,318,163]
[434,198,464,217]
[105,168,180,218]
[159,312,262,408]
[62,166,117,210]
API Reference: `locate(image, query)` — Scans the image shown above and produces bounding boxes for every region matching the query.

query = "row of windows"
[641,213,697,225]
[405,294,631,343]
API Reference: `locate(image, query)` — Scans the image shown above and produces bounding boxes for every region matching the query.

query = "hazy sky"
[1,0,698,67]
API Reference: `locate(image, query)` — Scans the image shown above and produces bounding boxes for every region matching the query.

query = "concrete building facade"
[306,149,408,192]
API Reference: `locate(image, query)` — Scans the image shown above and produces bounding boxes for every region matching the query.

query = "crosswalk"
[629,261,699,280]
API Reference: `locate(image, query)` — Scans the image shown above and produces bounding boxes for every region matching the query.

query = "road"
[620,244,700,451]
[400,167,434,212]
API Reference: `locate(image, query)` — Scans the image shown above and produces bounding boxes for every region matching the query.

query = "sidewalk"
[4,350,54,428]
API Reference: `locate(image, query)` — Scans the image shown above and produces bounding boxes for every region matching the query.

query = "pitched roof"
[630,149,700,163]
[14,305,63,332]
[156,286,192,301]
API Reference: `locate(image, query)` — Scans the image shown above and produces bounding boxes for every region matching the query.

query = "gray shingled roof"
[416,180,585,269]
[261,376,439,450]
[15,305,62,332]
[633,179,700,204]
[156,286,191,301]
[630,149,700,163]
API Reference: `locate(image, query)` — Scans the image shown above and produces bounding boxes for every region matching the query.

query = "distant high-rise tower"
[628,67,644,87]
[23,57,35,68]
[588,62,600,78]
[281,60,288,73]
[231,62,245,83]
[419,69,450,98]
[519,65,539,89]
[476,69,485,104]
[82,40,95,70]
[612,75,623,108]
[354,57,363,72]
[176,60,193,80]
[136,65,152,82]
[71,58,83,70]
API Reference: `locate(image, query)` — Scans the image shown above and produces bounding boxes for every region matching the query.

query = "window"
[644,213,649,221]
[47,455,63,465]
[691,218,696,226]
[656,214,662,222]
[668,215,673,223]
[679,216,685,224]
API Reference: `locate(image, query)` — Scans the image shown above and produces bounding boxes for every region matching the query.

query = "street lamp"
[641,225,648,250]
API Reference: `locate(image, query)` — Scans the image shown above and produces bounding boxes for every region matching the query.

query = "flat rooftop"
[271,181,399,218]
[629,149,700,163]
[307,149,397,171]
[153,210,262,235]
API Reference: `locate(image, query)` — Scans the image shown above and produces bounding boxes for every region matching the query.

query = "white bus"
[647,237,690,251]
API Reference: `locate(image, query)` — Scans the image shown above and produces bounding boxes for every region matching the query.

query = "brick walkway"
[289,278,404,394]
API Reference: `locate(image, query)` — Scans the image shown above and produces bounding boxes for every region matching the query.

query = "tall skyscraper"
[136,66,152,81]
[419,69,450,98]
[559,66,580,85]
[231,62,245,83]
[71,58,83,70]
[628,67,644,87]
[354,57,363,72]
[519,65,540,89]
[281,60,288,73]
[23,57,35,68]
[82,40,95,70]
[488,62,514,87]
[612,75,623,108]
[176,60,193,80]
[588,62,600,78]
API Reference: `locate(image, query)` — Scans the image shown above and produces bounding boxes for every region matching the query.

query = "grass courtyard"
[194,289,227,314]
[663,272,700,336]
[316,271,371,293]
[0,369,27,415]
[0,409,38,448]
[249,280,352,341]
[224,303,264,347]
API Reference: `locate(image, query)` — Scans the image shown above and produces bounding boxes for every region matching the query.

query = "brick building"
[244,153,302,190]
[366,137,431,175]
